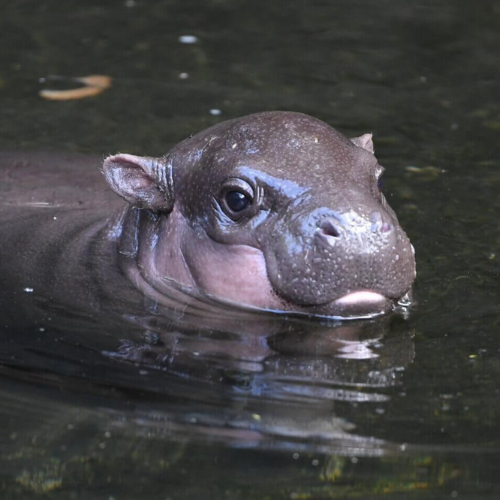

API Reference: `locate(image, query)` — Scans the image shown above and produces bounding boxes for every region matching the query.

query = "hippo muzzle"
[103,111,416,319]
[261,199,415,316]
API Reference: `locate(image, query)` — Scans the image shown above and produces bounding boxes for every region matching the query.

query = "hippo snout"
[262,203,415,312]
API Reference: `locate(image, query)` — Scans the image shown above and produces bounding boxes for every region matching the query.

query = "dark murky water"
[1,0,500,498]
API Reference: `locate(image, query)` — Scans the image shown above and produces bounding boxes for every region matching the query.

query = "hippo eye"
[220,178,255,219]
[225,190,252,212]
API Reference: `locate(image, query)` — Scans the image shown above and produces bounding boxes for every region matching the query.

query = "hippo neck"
[114,206,198,307]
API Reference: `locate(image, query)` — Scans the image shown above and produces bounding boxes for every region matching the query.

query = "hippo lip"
[332,291,388,307]
[309,290,393,319]
[260,289,393,320]
[269,286,395,319]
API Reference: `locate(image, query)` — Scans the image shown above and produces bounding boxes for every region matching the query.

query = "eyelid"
[221,178,254,199]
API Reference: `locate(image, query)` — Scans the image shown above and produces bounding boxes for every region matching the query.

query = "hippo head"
[103,112,416,319]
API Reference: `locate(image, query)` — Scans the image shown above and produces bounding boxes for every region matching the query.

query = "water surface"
[1,0,500,498]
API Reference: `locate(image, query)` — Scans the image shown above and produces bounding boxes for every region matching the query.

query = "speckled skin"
[103,112,416,318]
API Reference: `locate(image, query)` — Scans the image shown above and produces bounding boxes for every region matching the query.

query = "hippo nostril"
[319,218,342,238]
[370,211,392,233]
[315,218,343,248]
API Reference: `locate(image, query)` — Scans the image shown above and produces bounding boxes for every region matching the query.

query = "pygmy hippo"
[101,111,416,318]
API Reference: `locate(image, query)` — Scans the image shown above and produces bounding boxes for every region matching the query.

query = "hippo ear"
[102,153,174,212]
[351,133,374,154]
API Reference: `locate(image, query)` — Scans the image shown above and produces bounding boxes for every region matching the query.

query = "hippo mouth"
[227,288,395,320]
[333,291,388,307]
[255,287,393,320]
[318,291,393,319]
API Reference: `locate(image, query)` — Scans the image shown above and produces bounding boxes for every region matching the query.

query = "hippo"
[0,112,415,321]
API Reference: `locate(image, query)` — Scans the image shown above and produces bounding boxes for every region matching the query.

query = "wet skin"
[0,112,416,319]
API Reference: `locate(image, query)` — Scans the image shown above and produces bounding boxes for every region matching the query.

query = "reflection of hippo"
[0,111,415,319]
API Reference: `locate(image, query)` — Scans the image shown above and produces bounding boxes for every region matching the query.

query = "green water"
[1,0,500,498]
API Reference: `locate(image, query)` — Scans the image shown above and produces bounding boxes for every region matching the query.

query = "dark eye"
[377,175,383,191]
[219,178,256,219]
[225,190,252,212]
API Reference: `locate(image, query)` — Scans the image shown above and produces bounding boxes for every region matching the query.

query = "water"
[1,0,500,498]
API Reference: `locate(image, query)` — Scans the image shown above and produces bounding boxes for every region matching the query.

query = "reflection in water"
[0,283,418,496]
[101,302,415,450]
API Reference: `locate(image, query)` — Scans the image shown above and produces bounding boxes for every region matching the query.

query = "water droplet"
[179,35,198,44]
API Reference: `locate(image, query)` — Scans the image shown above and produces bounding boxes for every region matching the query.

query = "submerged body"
[0,112,415,319]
